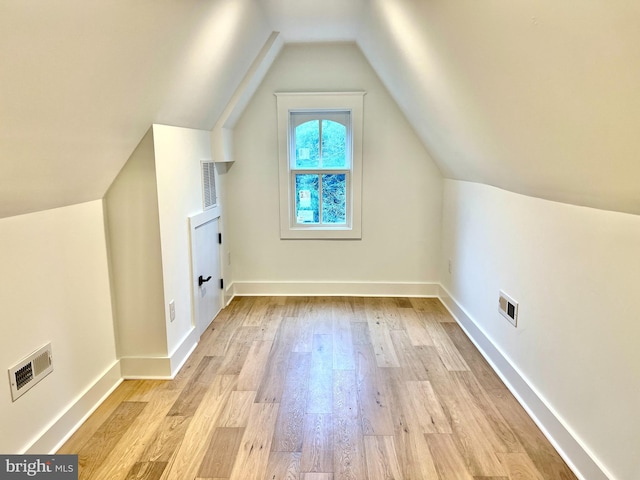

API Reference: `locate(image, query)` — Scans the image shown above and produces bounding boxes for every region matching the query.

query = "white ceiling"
[2,0,640,218]
[258,0,367,42]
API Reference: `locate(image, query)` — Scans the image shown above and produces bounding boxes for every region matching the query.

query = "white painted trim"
[438,285,612,480]
[212,31,283,162]
[224,283,236,306]
[188,206,221,231]
[276,92,365,239]
[25,361,122,454]
[231,281,439,297]
[121,325,200,379]
[19,281,609,480]
[169,327,199,377]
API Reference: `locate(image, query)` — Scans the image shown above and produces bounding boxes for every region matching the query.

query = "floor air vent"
[8,343,53,401]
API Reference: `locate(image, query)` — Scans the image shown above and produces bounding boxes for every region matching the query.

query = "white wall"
[152,124,214,356]
[440,180,640,480]
[0,201,118,453]
[227,43,442,290]
[104,129,167,359]
[105,125,216,376]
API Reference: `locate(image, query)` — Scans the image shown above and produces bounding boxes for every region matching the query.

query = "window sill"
[280,225,362,240]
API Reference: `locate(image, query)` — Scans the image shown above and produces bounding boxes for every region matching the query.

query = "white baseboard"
[121,327,199,379]
[438,285,611,480]
[169,327,199,377]
[25,361,122,454]
[231,281,439,297]
[224,284,235,306]
[24,330,200,453]
[20,284,608,480]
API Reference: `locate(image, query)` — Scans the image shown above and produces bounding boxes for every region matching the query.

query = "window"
[276,92,364,239]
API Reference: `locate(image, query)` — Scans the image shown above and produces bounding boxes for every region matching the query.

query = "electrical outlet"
[498,291,518,327]
[169,300,176,322]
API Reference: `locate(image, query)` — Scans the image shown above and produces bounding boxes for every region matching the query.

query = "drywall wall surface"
[0,0,271,218]
[152,124,211,354]
[358,0,640,215]
[229,43,442,284]
[0,200,117,453]
[104,129,167,358]
[440,179,640,480]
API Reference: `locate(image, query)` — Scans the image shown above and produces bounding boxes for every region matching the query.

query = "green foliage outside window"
[295,120,346,169]
[293,118,348,225]
[295,174,346,225]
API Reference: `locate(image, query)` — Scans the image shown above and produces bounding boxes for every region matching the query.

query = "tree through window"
[292,114,349,225]
[276,92,364,239]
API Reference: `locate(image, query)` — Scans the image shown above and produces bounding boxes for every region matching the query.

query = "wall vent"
[201,161,217,210]
[499,291,518,327]
[8,343,53,402]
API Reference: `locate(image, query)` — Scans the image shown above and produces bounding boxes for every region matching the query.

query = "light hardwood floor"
[58,296,577,480]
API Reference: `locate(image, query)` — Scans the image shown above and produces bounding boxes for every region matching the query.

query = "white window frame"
[276,92,365,239]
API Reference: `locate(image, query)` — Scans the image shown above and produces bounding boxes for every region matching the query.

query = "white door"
[193,217,221,336]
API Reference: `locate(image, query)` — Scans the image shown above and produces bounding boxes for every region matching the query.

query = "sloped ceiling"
[259,0,366,42]
[0,0,270,218]
[357,0,640,215]
[2,0,640,218]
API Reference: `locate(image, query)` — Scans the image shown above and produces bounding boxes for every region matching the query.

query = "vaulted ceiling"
[2,0,639,218]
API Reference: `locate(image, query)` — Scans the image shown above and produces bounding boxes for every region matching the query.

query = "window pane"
[322,174,346,224]
[295,174,319,224]
[295,121,320,168]
[321,120,347,168]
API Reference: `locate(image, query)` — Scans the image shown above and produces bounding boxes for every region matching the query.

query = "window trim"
[276,92,365,239]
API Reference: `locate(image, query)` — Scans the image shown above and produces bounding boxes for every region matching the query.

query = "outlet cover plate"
[169,300,176,322]
[499,290,518,327]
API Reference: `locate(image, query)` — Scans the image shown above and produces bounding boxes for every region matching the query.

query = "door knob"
[198,275,212,286]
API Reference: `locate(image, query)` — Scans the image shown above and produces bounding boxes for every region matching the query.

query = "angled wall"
[153,125,214,358]
[105,125,215,377]
[104,129,167,361]
[0,201,118,453]
[441,180,640,480]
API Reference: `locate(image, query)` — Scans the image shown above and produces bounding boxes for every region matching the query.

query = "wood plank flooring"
[58,296,577,480]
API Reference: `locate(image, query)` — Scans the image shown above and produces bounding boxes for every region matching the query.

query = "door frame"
[188,206,223,338]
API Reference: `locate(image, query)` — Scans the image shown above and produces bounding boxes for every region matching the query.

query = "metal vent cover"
[8,343,53,401]
[201,161,217,210]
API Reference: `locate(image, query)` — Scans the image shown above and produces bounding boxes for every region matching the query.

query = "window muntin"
[276,92,364,239]
[294,172,347,225]
[291,112,349,169]
[291,111,350,227]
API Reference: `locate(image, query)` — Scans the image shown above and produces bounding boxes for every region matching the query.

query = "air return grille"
[201,161,217,210]
[8,343,53,402]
